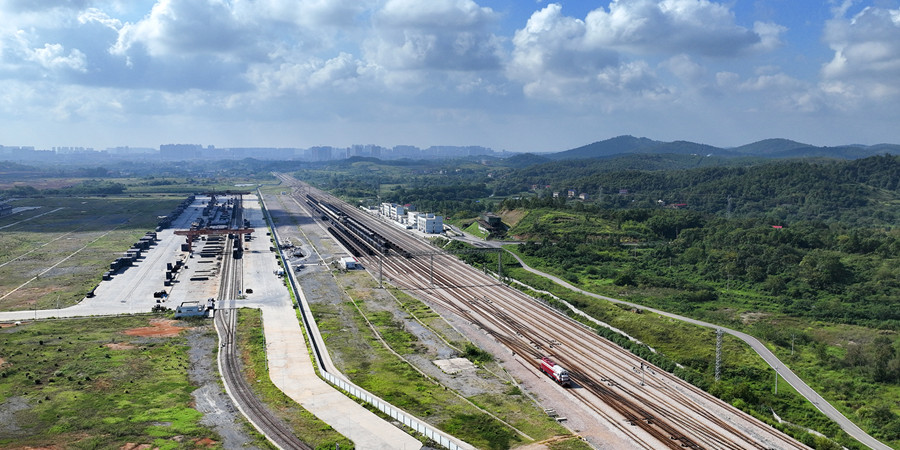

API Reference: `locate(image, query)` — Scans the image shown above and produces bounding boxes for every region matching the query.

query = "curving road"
[500,249,890,450]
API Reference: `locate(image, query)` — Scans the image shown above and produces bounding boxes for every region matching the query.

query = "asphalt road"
[498,249,890,450]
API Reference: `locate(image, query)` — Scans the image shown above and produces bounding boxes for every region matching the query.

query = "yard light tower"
[715,328,723,382]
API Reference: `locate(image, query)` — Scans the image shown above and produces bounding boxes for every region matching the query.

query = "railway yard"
[278,172,810,449]
[1,174,871,449]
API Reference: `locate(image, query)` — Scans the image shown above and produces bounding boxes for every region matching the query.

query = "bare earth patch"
[740,311,770,324]
[0,357,6,367]
[105,343,136,350]
[119,444,152,450]
[193,437,217,447]
[516,434,585,449]
[123,319,183,338]
[499,209,527,227]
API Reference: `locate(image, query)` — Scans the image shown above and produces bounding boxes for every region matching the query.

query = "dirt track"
[123,319,184,337]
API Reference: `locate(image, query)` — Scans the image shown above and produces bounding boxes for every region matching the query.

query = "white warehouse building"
[415,213,443,234]
[380,202,407,222]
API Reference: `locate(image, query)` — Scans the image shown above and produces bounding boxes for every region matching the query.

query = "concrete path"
[502,250,890,450]
[259,303,422,450]
[242,194,422,450]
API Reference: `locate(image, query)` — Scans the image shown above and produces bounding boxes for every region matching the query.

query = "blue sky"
[1,0,899,153]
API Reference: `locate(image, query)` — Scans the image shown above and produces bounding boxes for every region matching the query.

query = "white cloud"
[582,0,775,56]
[247,52,367,96]
[822,5,900,98]
[241,0,371,28]
[28,43,87,72]
[752,21,787,52]
[0,0,898,150]
[365,0,503,72]
[112,0,256,59]
[509,3,671,103]
[78,8,123,31]
[507,1,787,104]
[661,54,705,83]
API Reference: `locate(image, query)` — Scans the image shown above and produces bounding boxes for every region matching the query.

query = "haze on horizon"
[1,0,899,153]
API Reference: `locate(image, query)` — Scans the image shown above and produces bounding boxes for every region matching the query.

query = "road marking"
[0,221,128,301]
[0,207,64,230]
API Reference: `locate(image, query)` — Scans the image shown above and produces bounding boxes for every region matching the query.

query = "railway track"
[214,195,313,450]
[282,174,807,450]
[391,250,802,450]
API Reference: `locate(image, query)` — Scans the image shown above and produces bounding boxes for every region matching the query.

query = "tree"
[798,249,850,291]
[872,335,897,383]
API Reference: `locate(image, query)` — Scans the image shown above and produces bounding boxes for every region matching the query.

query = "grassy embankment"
[0,316,220,449]
[312,268,588,450]
[235,308,352,449]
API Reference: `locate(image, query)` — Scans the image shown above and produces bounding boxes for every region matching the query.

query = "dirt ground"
[119,444,152,450]
[104,343,136,350]
[122,319,184,337]
[185,326,262,450]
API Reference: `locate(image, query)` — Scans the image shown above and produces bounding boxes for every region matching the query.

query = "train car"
[540,357,571,386]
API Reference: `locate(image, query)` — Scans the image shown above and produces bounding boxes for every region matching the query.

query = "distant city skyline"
[0,142,510,162]
[1,1,899,152]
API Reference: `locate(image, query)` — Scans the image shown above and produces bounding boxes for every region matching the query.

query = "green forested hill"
[500,155,900,226]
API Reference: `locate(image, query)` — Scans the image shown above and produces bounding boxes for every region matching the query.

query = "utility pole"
[498,250,502,281]
[715,328,723,382]
[774,368,779,395]
[378,253,383,288]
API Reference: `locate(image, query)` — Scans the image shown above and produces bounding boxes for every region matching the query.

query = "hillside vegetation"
[294,153,900,448]
[499,155,900,226]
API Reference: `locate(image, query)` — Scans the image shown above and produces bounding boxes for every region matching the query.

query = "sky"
[1,0,899,153]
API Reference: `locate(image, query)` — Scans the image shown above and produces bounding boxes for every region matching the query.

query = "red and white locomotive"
[540,357,570,387]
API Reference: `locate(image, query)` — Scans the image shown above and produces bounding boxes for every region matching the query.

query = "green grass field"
[0,316,218,449]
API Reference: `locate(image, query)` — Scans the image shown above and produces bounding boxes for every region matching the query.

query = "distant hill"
[502,152,552,168]
[546,136,898,161]
[731,138,812,155]
[548,135,660,160]
[649,140,738,157]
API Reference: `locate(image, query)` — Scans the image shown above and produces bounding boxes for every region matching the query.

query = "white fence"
[321,371,466,450]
